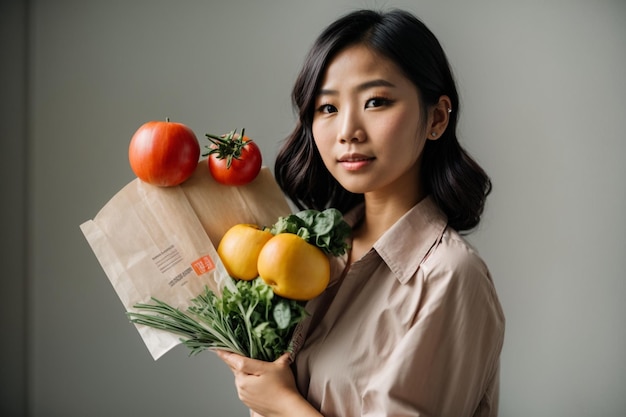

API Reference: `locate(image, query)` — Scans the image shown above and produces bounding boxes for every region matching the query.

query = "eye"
[365,97,393,109]
[317,103,337,114]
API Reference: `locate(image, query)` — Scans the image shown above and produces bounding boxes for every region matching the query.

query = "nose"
[338,108,365,144]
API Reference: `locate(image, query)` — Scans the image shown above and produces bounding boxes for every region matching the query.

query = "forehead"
[319,44,410,88]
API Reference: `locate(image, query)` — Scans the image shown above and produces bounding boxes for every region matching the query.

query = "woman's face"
[312,44,430,200]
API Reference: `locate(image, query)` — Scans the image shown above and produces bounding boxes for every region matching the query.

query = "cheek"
[377,124,426,168]
[312,123,333,159]
[377,115,421,148]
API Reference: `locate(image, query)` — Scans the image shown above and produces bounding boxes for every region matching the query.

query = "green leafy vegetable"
[128,278,306,361]
[270,208,351,257]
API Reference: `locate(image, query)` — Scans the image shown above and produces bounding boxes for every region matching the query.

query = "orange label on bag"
[191,255,216,276]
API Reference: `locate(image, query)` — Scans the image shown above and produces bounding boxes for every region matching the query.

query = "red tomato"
[205,129,262,186]
[129,119,200,187]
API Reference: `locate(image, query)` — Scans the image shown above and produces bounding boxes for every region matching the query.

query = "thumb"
[274,352,292,366]
[216,350,273,375]
[215,350,247,371]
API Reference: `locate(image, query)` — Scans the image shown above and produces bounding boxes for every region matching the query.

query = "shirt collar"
[373,196,448,284]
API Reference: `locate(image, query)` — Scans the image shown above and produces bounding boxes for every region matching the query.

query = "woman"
[217,9,505,417]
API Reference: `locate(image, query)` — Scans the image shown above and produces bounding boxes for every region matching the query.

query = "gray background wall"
[2,0,625,416]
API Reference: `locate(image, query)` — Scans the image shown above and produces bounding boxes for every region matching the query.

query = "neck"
[350,185,426,263]
[360,192,422,234]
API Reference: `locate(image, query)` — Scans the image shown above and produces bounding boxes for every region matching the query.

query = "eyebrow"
[318,79,396,95]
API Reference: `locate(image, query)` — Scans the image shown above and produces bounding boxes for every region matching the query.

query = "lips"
[338,153,373,162]
[338,153,374,171]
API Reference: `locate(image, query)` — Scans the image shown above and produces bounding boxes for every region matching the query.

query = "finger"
[215,350,245,371]
[215,350,265,375]
[214,349,232,361]
[274,352,292,366]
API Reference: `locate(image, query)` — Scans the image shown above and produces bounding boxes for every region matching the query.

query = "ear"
[426,95,452,140]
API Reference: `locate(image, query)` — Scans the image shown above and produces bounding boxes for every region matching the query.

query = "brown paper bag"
[80,161,291,360]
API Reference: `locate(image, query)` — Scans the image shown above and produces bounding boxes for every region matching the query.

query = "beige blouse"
[291,196,505,417]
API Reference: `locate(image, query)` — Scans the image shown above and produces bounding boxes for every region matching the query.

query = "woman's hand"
[215,350,321,417]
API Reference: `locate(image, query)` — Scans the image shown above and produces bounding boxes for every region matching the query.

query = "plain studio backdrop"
[1,0,625,416]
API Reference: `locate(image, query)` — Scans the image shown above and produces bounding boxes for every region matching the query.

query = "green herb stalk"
[128,278,306,361]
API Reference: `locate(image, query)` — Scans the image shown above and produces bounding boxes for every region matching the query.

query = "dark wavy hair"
[275,9,491,232]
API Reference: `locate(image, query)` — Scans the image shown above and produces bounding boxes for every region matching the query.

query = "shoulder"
[416,227,505,334]
[431,228,486,267]
[420,227,496,298]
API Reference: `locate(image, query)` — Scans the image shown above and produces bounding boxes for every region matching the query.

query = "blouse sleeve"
[362,240,505,417]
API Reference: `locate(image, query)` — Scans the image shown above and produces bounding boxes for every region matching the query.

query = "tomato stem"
[203,128,250,168]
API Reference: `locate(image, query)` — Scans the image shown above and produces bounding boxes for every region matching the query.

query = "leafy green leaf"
[270,208,351,256]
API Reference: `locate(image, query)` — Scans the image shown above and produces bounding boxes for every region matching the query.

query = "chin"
[337,181,370,195]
